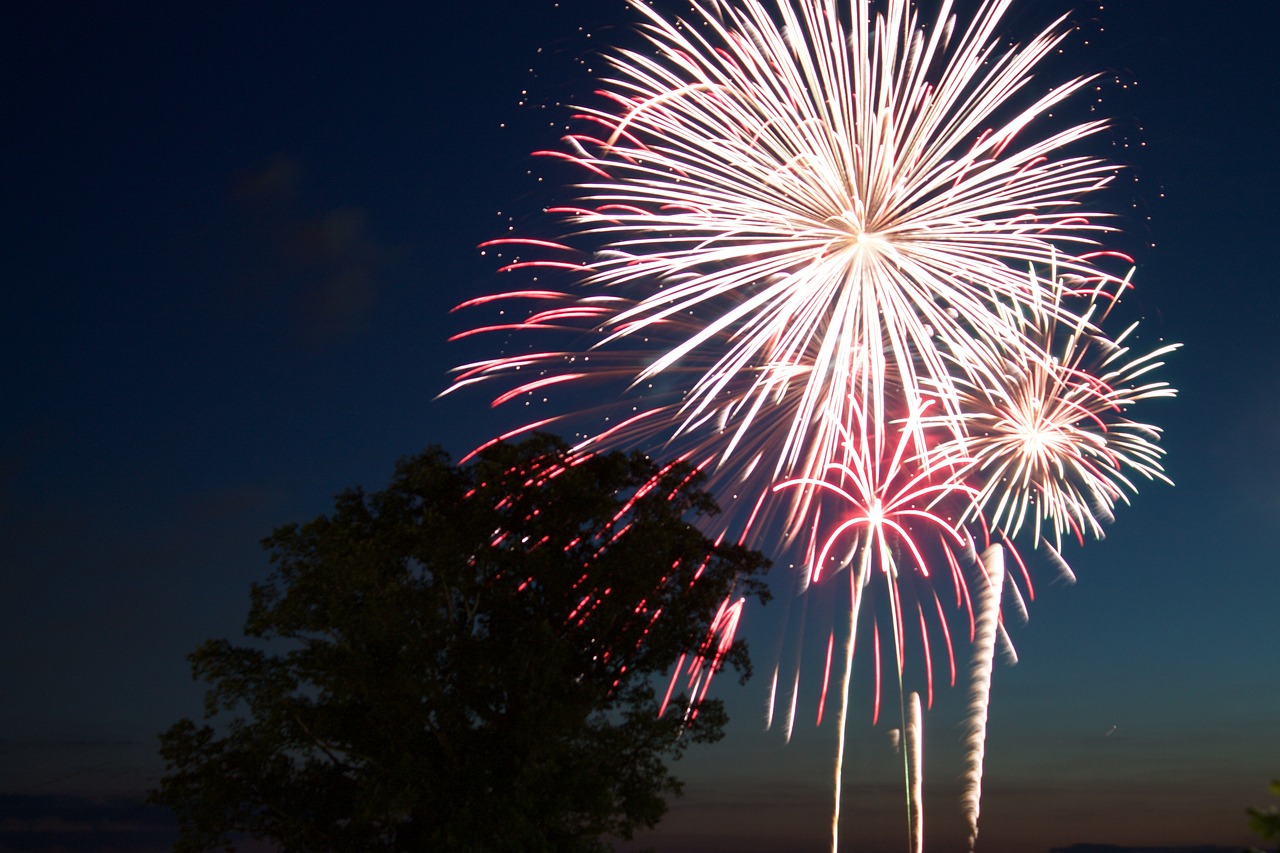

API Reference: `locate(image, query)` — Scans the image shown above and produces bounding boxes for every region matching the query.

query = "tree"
[149,435,770,853]
[1248,779,1280,853]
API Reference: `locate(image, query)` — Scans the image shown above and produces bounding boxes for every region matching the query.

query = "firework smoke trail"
[905,691,924,853]
[962,544,1006,851]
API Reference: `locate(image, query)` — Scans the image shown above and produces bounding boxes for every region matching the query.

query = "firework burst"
[451,0,1125,510]
[926,271,1180,556]
[772,395,975,851]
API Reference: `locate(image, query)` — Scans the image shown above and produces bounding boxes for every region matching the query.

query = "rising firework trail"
[906,691,924,853]
[448,0,1177,848]
[962,544,1005,850]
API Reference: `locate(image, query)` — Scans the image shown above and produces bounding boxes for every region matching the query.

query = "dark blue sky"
[2,1,1276,851]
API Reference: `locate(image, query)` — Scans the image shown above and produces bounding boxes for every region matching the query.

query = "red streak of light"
[587,408,668,445]
[545,205,599,218]
[597,203,651,216]
[917,602,933,710]
[932,590,957,687]
[817,631,834,726]
[477,238,576,252]
[531,149,613,179]
[496,260,589,274]
[459,417,562,463]
[449,323,565,341]
[738,489,771,546]
[571,113,645,148]
[451,290,566,311]
[566,594,593,624]
[978,512,992,550]
[1080,250,1136,264]
[1064,502,1086,546]
[451,355,555,382]
[1002,538,1035,601]
[491,374,589,407]
[1013,155,1049,177]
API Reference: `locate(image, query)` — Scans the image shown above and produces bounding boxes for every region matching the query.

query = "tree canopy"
[150,436,770,853]
[1248,778,1280,853]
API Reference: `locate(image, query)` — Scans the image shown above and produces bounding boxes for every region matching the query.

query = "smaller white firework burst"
[926,269,1180,552]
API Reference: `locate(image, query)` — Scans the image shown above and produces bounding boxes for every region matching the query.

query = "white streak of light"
[906,691,924,853]
[963,544,1006,851]
[830,567,866,853]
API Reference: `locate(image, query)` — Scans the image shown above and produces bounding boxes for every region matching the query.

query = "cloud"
[226,156,403,352]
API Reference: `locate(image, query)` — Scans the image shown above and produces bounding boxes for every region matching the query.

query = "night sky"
[2,1,1277,852]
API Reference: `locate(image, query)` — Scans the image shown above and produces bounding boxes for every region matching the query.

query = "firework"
[961,544,1006,851]
[927,271,1180,557]
[770,394,975,851]
[449,0,1177,848]
[772,395,975,717]
[450,0,1123,526]
[906,691,924,853]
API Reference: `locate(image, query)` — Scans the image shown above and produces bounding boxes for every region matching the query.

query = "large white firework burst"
[453,0,1126,533]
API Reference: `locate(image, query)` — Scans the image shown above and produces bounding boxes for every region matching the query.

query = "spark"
[772,396,975,710]
[774,398,974,848]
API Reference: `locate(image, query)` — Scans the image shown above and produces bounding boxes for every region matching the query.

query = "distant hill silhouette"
[1049,840,1239,845]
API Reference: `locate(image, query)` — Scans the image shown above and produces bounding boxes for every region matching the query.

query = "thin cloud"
[228,156,402,352]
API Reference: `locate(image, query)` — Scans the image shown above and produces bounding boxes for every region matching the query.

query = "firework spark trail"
[772,396,975,717]
[765,558,816,741]
[962,544,1006,851]
[598,0,1120,431]
[905,691,924,853]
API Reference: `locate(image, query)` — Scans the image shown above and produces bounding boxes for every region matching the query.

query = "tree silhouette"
[1248,779,1280,853]
[150,436,769,853]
